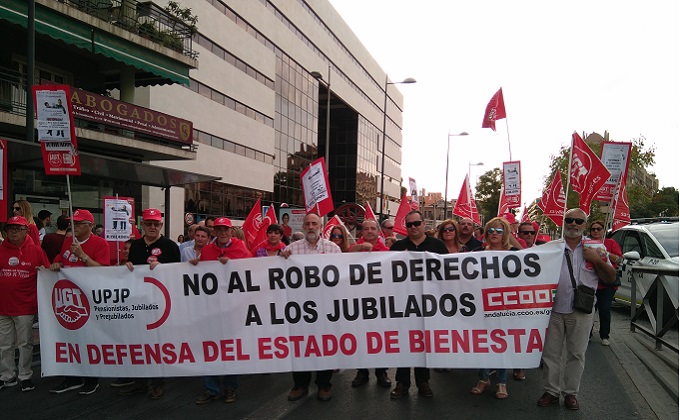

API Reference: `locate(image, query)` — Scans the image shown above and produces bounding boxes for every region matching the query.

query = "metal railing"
[61,0,197,58]
[629,264,679,352]
[0,67,28,117]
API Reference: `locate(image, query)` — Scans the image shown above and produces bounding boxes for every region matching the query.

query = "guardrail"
[629,264,679,352]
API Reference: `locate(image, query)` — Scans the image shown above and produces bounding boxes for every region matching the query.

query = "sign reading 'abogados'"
[70,89,193,145]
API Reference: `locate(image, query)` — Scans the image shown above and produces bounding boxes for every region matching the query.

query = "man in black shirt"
[458,217,483,252]
[389,210,448,400]
[119,208,180,400]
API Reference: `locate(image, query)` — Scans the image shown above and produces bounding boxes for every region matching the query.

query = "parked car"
[608,219,679,321]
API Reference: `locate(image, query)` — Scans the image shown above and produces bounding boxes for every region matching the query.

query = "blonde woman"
[436,219,462,253]
[471,217,518,399]
[328,224,351,252]
[12,200,41,245]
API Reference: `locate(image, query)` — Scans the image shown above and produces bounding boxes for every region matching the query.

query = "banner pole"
[562,134,576,239]
[66,174,78,245]
[115,193,120,265]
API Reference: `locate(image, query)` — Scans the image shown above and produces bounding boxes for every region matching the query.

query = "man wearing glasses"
[537,208,615,411]
[517,222,538,248]
[380,219,395,239]
[0,216,50,392]
[119,208,180,400]
[50,209,110,395]
[388,210,448,399]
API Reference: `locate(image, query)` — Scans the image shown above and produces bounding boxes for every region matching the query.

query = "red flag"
[612,178,631,232]
[393,192,411,236]
[481,88,506,131]
[301,157,334,217]
[323,214,346,240]
[569,132,611,215]
[250,204,278,251]
[452,175,481,225]
[364,201,378,223]
[538,171,566,226]
[520,205,529,223]
[241,198,263,249]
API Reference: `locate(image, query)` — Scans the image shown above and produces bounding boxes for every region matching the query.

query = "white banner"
[38,241,564,377]
[502,161,521,208]
[596,141,632,201]
[103,197,133,241]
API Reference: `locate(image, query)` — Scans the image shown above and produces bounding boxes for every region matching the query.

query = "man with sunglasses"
[537,208,615,411]
[388,210,448,399]
[517,222,537,248]
[120,208,180,400]
[0,216,50,392]
[381,219,396,239]
[50,209,110,395]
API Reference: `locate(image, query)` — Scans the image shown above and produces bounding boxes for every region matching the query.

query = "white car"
[609,220,679,318]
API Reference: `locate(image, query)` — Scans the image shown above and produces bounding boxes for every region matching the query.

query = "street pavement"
[3,304,676,420]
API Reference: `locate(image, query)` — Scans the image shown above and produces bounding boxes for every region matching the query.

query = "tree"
[648,187,679,217]
[474,168,502,222]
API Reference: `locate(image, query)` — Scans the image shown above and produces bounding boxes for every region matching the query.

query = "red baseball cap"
[142,208,163,221]
[6,216,28,227]
[70,209,94,223]
[213,217,232,228]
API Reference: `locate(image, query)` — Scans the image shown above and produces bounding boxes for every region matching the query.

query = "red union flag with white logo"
[481,88,506,132]
[611,176,631,232]
[453,175,481,225]
[323,214,346,240]
[242,198,263,249]
[538,171,566,226]
[250,204,278,251]
[301,158,334,217]
[569,132,610,215]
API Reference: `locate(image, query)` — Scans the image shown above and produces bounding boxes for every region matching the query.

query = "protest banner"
[38,241,564,377]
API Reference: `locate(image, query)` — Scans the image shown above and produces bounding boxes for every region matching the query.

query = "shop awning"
[5,138,219,188]
[0,0,190,85]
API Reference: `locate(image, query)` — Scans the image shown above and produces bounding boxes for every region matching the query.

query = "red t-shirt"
[351,237,390,252]
[200,238,251,261]
[0,236,50,315]
[54,234,111,267]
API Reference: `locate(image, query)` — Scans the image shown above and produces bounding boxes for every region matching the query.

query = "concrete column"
[119,65,135,103]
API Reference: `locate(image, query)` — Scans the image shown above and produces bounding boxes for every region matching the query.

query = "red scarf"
[264,242,286,252]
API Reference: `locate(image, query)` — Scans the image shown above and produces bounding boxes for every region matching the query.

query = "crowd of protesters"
[0,200,620,411]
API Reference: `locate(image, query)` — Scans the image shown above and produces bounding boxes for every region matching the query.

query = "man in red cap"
[193,217,249,405]
[49,209,110,395]
[0,216,50,392]
[119,208,180,400]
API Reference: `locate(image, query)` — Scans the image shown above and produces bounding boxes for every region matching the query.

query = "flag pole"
[562,134,576,239]
[504,118,512,161]
[66,174,78,245]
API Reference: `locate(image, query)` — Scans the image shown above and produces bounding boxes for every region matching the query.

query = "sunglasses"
[13,207,21,212]
[565,217,585,225]
[442,226,456,232]
[590,227,603,232]
[330,234,344,239]
[383,226,394,230]
[520,230,536,235]
[487,227,504,234]
[405,221,423,228]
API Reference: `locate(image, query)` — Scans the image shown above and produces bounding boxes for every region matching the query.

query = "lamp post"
[442,131,469,220]
[378,75,416,219]
[468,161,484,193]
[311,65,331,175]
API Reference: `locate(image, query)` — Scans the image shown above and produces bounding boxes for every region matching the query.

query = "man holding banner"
[49,210,110,395]
[282,213,341,402]
[537,208,615,411]
[388,210,448,399]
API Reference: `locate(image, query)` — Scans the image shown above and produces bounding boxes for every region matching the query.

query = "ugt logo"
[52,280,90,330]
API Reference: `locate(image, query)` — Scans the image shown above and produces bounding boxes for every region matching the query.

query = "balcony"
[0,66,196,161]
[61,0,197,59]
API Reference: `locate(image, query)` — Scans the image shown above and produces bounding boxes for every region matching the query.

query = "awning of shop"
[0,0,190,86]
[5,138,219,188]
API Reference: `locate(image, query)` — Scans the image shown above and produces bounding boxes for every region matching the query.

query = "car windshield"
[648,224,679,258]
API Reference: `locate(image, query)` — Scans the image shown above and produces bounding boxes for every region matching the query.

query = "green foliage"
[165,1,198,35]
[474,168,502,222]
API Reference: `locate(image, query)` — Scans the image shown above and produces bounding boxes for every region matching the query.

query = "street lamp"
[442,131,469,220]
[468,161,484,191]
[378,75,416,219]
[311,65,331,175]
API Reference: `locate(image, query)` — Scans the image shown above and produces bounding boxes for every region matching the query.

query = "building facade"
[1,0,408,239]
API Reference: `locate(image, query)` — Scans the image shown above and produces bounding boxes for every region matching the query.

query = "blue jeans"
[204,375,239,395]
[479,368,507,384]
[595,287,616,339]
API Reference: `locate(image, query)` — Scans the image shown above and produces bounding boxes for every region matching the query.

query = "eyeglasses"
[565,217,585,225]
[330,234,344,239]
[143,221,162,227]
[383,226,394,230]
[590,227,603,232]
[442,227,456,232]
[520,230,536,235]
[6,226,27,233]
[487,227,504,234]
[405,221,423,228]
[12,207,21,212]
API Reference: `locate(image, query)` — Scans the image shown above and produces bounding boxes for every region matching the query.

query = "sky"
[328,0,679,207]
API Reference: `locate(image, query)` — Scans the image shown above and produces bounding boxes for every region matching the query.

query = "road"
[6,302,676,419]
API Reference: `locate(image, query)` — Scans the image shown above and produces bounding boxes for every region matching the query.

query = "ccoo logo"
[52,280,90,330]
